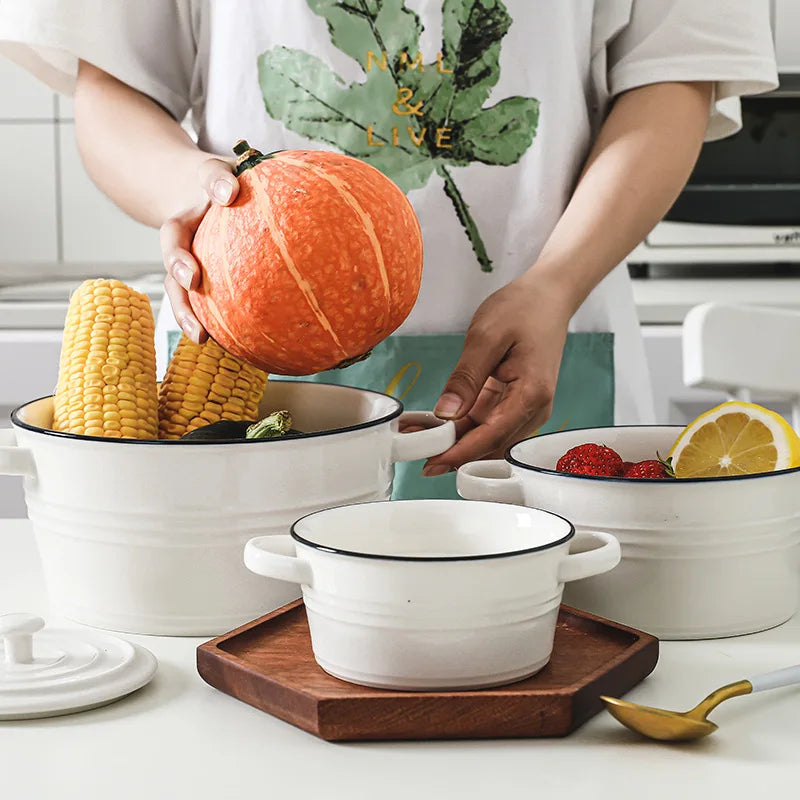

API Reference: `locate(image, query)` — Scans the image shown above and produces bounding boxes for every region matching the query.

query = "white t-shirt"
[0,0,778,423]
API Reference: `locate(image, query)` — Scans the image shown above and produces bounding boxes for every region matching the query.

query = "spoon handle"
[748,664,800,693]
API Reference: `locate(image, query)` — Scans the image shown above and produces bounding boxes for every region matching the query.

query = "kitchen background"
[1,1,799,516]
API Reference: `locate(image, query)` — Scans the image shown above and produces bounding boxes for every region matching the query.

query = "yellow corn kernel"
[157,335,268,439]
[53,279,159,439]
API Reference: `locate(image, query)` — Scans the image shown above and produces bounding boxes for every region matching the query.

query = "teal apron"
[167,331,614,499]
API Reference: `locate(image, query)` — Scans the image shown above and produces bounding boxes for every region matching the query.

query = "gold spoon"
[601,664,800,741]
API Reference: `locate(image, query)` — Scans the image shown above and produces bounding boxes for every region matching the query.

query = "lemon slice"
[669,402,800,479]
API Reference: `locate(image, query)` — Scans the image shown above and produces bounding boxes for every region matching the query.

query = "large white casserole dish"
[244,499,620,691]
[0,381,455,636]
[457,426,800,640]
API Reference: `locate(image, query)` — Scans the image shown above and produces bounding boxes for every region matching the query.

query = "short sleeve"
[0,0,197,121]
[607,0,779,140]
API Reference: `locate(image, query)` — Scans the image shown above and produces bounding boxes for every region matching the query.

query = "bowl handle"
[0,430,36,478]
[391,412,456,463]
[557,531,621,584]
[456,460,525,505]
[244,535,314,587]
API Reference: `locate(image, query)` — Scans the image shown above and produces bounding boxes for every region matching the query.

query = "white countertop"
[2,519,799,799]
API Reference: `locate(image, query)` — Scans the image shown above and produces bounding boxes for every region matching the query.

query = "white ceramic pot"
[457,426,800,640]
[0,382,455,636]
[243,500,620,690]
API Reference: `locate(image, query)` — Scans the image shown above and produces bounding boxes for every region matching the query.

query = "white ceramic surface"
[0,612,157,720]
[244,500,620,691]
[0,382,455,636]
[4,519,800,798]
[457,426,800,640]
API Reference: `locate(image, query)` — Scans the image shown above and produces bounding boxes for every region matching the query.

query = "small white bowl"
[457,426,800,640]
[244,500,620,691]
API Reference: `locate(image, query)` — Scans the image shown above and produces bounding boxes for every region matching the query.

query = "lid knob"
[0,613,45,665]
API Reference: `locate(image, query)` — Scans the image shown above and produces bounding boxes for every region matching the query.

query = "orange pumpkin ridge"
[189,141,423,375]
[245,162,348,358]
[272,152,393,333]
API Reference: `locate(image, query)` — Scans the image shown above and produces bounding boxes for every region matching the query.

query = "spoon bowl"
[601,663,800,742]
[601,696,718,741]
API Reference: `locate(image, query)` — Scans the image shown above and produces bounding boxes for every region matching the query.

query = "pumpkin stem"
[334,350,373,370]
[232,140,278,176]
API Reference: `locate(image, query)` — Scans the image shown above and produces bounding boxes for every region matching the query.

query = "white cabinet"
[641,325,795,426]
[0,330,61,518]
[642,326,726,424]
[775,0,800,72]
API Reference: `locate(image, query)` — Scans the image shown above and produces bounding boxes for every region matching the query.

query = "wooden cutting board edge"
[196,601,660,742]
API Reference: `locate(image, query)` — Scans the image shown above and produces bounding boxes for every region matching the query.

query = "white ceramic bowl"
[0,382,455,636]
[243,500,620,691]
[457,426,800,640]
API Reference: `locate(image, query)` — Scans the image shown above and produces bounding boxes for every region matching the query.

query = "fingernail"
[422,465,451,478]
[212,179,233,204]
[434,393,462,418]
[172,261,193,291]
[182,317,201,342]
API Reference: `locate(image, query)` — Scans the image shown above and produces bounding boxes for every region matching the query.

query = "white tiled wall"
[0,123,58,262]
[59,122,165,263]
[0,57,162,278]
[0,56,53,120]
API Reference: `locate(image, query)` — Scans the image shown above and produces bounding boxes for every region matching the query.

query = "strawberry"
[556,444,624,477]
[623,455,675,479]
[621,461,635,472]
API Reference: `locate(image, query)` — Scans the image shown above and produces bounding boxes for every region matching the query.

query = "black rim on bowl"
[289,498,576,562]
[505,424,800,484]
[9,381,404,445]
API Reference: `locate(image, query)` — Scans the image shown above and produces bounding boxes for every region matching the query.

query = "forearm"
[523,81,712,312]
[73,61,214,227]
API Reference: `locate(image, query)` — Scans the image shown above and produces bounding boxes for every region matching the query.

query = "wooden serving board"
[197,600,658,742]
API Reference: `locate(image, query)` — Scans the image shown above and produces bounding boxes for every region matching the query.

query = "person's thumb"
[434,333,508,420]
[198,157,239,207]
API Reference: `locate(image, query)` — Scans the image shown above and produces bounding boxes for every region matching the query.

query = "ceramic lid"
[0,612,158,720]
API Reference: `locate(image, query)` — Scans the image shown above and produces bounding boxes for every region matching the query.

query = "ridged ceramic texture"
[459,426,800,640]
[3,383,454,635]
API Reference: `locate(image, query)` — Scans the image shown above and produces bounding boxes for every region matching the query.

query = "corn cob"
[53,279,159,439]
[157,335,268,439]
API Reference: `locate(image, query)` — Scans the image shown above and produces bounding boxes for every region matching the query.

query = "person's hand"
[421,276,572,476]
[159,157,239,342]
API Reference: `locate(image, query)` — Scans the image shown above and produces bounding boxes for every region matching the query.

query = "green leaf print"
[434,0,511,123]
[259,47,439,193]
[307,0,422,65]
[258,0,539,273]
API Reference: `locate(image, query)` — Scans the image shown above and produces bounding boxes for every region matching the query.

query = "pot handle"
[456,460,525,505]
[391,412,456,463]
[557,531,621,584]
[244,535,314,587]
[0,429,36,478]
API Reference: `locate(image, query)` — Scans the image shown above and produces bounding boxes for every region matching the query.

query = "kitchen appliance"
[0,382,455,636]
[243,499,620,690]
[631,72,800,267]
[630,2,800,424]
[197,598,658,740]
[457,425,800,640]
[631,0,800,268]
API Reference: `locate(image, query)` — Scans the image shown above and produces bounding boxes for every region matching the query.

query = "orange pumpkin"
[189,142,423,375]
